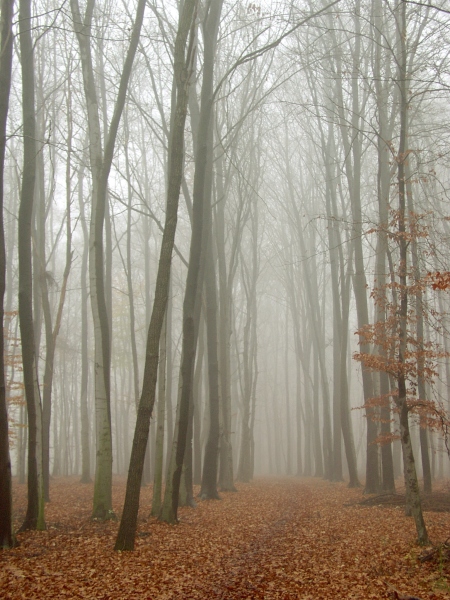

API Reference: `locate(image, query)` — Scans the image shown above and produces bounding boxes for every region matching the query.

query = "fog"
[1,0,449,549]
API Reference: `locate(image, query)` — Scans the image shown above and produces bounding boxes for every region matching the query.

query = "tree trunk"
[372,0,396,494]
[237,188,259,483]
[0,0,15,548]
[114,0,197,550]
[193,316,204,485]
[18,0,46,532]
[161,0,224,524]
[395,0,428,544]
[151,314,167,516]
[405,165,432,494]
[123,113,140,407]
[200,248,221,499]
[40,86,73,502]
[214,150,237,492]
[78,156,91,484]
[71,0,146,520]
[329,4,379,492]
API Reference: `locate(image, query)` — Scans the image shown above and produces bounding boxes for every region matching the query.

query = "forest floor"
[1,476,450,599]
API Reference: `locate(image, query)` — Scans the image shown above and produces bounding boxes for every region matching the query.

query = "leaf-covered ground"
[1,476,450,599]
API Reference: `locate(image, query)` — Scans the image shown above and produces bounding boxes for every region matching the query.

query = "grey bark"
[114,0,197,550]
[394,0,428,544]
[70,0,146,519]
[0,0,15,548]
[161,0,224,523]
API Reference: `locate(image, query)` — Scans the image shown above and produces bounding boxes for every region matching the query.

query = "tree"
[354,0,439,545]
[0,0,15,548]
[328,1,379,492]
[38,69,74,500]
[160,0,224,524]
[18,0,46,532]
[114,0,198,550]
[70,0,146,519]
[77,150,91,484]
[371,0,397,493]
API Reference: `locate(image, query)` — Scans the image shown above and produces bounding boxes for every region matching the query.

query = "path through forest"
[1,477,450,599]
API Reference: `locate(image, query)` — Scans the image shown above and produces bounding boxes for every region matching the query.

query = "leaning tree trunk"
[0,0,15,548]
[114,0,198,551]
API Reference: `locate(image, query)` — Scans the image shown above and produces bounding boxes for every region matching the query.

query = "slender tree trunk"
[200,248,221,498]
[18,0,46,532]
[193,316,204,485]
[372,0,396,493]
[284,303,292,475]
[237,304,252,482]
[330,5,379,492]
[0,0,15,548]
[161,0,224,524]
[165,280,174,471]
[249,330,258,480]
[405,166,432,494]
[237,191,259,483]
[41,83,73,502]
[289,294,304,477]
[179,385,196,507]
[78,157,91,484]
[395,0,428,544]
[123,113,140,407]
[151,314,167,516]
[215,155,237,492]
[114,0,197,550]
[71,0,146,519]
[312,346,322,476]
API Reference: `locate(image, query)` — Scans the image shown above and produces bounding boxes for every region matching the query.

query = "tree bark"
[329,4,379,492]
[71,0,146,519]
[0,0,15,548]
[40,82,73,501]
[200,248,221,498]
[18,0,46,532]
[78,156,91,484]
[114,0,197,550]
[151,314,167,516]
[394,0,428,544]
[161,0,224,523]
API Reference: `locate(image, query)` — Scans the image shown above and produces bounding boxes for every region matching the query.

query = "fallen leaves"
[1,476,449,599]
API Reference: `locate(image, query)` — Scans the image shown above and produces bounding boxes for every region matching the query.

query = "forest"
[1,0,450,598]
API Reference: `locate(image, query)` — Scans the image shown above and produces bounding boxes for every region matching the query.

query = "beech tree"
[115,0,198,550]
[18,0,46,532]
[160,0,224,524]
[354,1,434,545]
[3,0,450,557]
[70,0,146,519]
[0,0,15,548]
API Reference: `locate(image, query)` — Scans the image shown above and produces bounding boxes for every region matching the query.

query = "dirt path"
[1,477,449,599]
